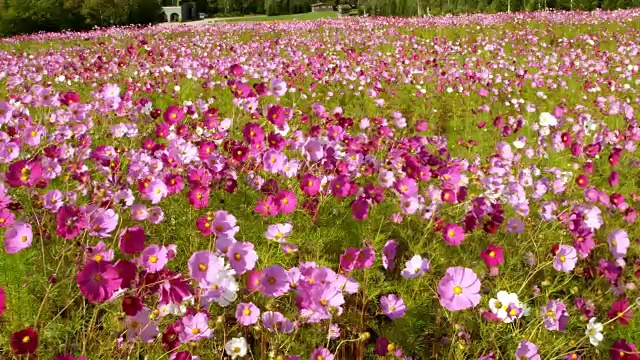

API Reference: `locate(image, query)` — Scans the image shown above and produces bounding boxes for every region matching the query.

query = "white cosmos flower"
[586,317,604,346]
[225,337,248,359]
[539,112,558,127]
[489,291,523,323]
[513,138,526,149]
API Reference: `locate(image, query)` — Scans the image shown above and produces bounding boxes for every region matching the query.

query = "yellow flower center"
[559,256,566,262]
[198,263,207,271]
[191,328,200,335]
[234,347,241,353]
[489,251,495,257]
[22,336,30,343]
[453,286,463,295]
[243,308,251,316]
[149,255,158,263]
[448,230,455,238]
[320,299,328,306]
[234,253,241,261]
[21,235,28,242]
[93,254,103,261]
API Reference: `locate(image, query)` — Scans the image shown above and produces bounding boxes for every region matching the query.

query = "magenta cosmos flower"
[4,221,33,254]
[442,223,465,245]
[119,226,146,255]
[480,244,504,269]
[553,245,578,272]
[275,190,297,214]
[235,302,260,326]
[300,173,321,195]
[76,261,122,303]
[610,339,638,360]
[437,267,481,311]
[380,294,407,319]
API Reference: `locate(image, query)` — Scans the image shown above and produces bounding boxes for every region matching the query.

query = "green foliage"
[0,0,164,36]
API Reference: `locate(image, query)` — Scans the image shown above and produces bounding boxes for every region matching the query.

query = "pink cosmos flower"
[263,149,286,173]
[515,340,541,360]
[270,78,288,97]
[83,241,114,264]
[394,177,417,197]
[542,299,569,332]
[4,221,33,254]
[148,206,165,224]
[43,189,64,213]
[140,245,169,273]
[304,139,324,162]
[76,261,121,303]
[442,223,465,245]
[131,204,148,221]
[260,265,290,297]
[437,267,481,311]
[235,302,260,326]
[331,175,352,198]
[227,241,258,274]
[380,294,406,319]
[265,223,293,243]
[401,255,431,278]
[382,240,398,270]
[125,307,159,343]
[311,348,333,360]
[86,207,118,238]
[255,195,279,217]
[553,245,578,273]
[144,179,168,204]
[262,311,294,333]
[179,312,211,343]
[188,251,223,284]
[608,229,630,259]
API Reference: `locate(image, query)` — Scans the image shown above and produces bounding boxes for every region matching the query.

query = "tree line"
[1,0,638,37]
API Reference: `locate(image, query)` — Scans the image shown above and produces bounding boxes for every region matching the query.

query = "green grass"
[211,11,339,22]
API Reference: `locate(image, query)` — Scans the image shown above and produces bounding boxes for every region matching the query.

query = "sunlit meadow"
[1,9,640,360]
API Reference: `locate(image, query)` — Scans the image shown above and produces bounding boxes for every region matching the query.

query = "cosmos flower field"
[1,9,640,360]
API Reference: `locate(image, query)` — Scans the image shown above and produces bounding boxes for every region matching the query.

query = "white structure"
[162,6,182,22]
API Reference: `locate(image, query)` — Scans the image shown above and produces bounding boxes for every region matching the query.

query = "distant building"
[311,3,336,12]
[161,0,197,22]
